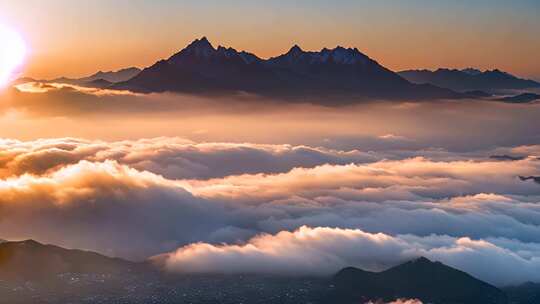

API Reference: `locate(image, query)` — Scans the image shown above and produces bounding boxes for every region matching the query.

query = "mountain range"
[113,37,462,101]
[18,38,540,103]
[399,68,540,92]
[1,239,536,304]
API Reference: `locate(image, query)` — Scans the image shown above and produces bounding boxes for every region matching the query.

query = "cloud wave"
[0,138,539,285]
[0,137,377,179]
[158,226,540,286]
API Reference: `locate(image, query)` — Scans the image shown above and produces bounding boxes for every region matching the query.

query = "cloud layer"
[4,83,540,152]
[0,137,377,179]
[0,137,539,285]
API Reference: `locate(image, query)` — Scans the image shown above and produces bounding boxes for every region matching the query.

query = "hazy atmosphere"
[0,1,539,304]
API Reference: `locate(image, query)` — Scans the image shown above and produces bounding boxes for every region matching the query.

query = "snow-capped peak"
[182,37,216,58]
[273,44,369,65]
[321,46,367,65]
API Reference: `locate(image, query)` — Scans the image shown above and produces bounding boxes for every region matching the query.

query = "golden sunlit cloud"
[14,81,140,96]
[0,24,26,87]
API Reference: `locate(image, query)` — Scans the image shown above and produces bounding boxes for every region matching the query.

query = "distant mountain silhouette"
[12,77,37,85]
[85,78,114,88]
[78,67,142,83]
[399,68,540,92]
[519,176,540,184]
[489,155,526,161]
[327,257,508,304]
[114,37,462,101]
[22,67,142,88]
[498,93,540,103]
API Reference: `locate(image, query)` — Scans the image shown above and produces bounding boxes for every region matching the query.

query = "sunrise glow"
[0,2,539,303]
[0,24,26,87]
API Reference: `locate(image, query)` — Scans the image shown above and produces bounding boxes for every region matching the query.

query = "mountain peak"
[325,46,368,64]
[412,256,432,263]
[331,258,507,304]
[187,37,214,49]
[194,36,210,44]
[19,239,42,246]
[181,37,216,57]
[288,44,304,55]
[394,256,448,271]
[486,69,514,77]
[461,68,482,75]
[271,44,369,66]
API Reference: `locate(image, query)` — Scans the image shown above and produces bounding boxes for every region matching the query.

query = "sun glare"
[0,24,26,87]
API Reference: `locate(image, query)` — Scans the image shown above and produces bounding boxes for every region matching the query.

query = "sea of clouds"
[0,83,539,286]
[0,137,539,286]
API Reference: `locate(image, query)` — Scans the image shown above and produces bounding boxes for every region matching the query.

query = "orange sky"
[1,0,539,80]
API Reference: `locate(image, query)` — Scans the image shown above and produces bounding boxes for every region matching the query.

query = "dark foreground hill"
[504,282,540,304]
[0,240,325,303]
[0,240,157,304]
[114,37,462,102]
[328,257,507,304]
[0,240,529,304]
[0,240,140,281]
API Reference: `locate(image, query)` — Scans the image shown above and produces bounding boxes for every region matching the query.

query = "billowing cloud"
[0,138,539,285]
[182,157,540,201]
[158,226,540,286]
[0,137,377,179]
[0,160,227,258]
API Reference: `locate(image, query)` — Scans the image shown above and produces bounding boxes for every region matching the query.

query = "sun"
[0,24,26,87]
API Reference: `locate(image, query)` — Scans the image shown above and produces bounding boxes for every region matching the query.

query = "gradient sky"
[1,0,539,80]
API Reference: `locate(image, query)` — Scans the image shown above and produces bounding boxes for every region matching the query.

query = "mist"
[1,83,540,153]
[0,83,539,286]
